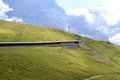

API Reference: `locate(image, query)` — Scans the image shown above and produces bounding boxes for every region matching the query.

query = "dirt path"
[84,75,103,80]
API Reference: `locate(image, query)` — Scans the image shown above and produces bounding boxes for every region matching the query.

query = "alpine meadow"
[0,20,120,80]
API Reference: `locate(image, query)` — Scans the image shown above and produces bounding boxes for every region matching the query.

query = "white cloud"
[98,25,110,34]
[109,33,120,45]
[102,0,120,25]
[65,8,94,23]
[0,0,23,22]
[6,17,23,22]
[0,0,13,19]
[63,0,120,25]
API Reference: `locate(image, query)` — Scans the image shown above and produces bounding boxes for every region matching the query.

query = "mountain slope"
[0,20,120,80]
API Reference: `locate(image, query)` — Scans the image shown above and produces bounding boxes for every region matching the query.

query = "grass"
[0,20,120,80]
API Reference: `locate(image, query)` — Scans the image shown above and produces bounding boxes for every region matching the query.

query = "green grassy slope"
[0,20,120,80]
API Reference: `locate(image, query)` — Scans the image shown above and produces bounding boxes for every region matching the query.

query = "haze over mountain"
[3,0,67,29]
[2,0,119,42]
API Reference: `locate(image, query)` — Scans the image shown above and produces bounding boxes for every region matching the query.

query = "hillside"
[0,20,120,80]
